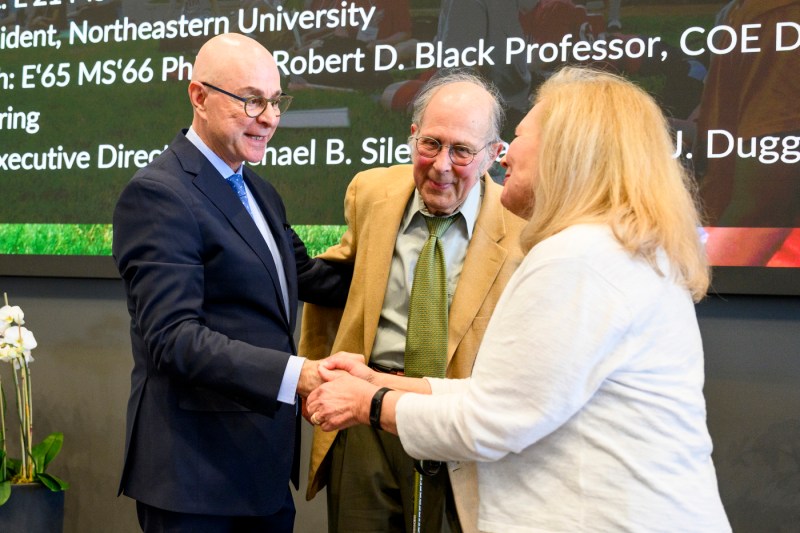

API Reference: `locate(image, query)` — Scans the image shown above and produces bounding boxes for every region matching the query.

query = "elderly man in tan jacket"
[300,70,526,533]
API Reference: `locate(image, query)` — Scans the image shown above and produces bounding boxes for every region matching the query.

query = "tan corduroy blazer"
[299,164,526,532]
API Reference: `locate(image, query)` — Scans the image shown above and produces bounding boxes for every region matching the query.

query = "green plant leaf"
[5,458,20,476]
[30,432,63,473]
[0,480,10,505]
[34,472,69,492]
[0,449,6,483]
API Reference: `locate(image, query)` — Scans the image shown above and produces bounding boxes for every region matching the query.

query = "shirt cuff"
[278,355,304,405]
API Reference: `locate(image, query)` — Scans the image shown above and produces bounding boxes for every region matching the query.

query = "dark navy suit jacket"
[112,130,349,516]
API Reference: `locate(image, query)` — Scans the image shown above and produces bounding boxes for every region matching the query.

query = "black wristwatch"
[369,387,392,430]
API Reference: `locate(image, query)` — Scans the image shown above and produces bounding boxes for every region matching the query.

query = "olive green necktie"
[404,214,457,379]
[404,214,457,533]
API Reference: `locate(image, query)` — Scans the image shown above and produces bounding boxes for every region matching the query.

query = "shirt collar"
[400,176,483,239]
[186,127,244,179]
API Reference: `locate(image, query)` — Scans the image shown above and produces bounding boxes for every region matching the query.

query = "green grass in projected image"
[0,224,345,257]
[0,224,112,255]
[295,224,347,257]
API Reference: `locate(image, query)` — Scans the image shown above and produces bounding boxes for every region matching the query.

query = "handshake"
[296,352,386,432]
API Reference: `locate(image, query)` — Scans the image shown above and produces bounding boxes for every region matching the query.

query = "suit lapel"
[189,158,291,328]
[245,169,298,329]
[362,176,416,359]
[447,178,509,363]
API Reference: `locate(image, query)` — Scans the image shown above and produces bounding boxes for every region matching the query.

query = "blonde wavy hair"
[519,67,710,301]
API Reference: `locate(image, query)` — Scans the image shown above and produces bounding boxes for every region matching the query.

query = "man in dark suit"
[112,33,350,532]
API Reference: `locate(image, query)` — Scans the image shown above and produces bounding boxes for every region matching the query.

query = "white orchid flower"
[0,304,25,334]
[2,325,37,352]
[0,344,17,363]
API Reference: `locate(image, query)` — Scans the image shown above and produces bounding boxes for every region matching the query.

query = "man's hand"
[320,351,374,382]
[297,352,368,398]
[297,359,322,397]
[307,373,377,432]
[300,396,314,425]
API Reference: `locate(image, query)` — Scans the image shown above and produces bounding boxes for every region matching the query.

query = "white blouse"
[396,224,730,532]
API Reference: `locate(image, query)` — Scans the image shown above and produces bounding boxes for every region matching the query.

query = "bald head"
[192,33,277,88]
[411,71,504,144]
[424,82,496,138]
[188,33,284,170]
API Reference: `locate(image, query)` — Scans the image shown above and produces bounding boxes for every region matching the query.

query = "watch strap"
[369,387,392,430]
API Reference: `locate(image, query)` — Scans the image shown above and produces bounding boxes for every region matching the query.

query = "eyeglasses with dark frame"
[201,82,293,117]
[411,135,492,166]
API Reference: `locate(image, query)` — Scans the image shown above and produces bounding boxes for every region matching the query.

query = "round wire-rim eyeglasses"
[201,82,293,117]
[411,135,491,166]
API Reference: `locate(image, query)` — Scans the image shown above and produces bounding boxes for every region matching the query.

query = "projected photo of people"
[0,0,798,286]
[693,0,800,267]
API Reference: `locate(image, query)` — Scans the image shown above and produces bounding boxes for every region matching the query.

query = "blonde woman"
[308,67,731,532]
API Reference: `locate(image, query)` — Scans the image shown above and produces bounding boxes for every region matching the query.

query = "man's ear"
[188,81,206,115]
[488,141,504,161]
[480,141,504,174]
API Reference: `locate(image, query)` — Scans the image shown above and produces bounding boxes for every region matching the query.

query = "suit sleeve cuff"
[278,355,304,404]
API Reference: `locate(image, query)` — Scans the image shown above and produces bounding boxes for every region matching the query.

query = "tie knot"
[424,214,457,239]
[227,173,245,193]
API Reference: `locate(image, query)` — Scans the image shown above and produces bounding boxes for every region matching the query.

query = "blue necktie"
[226,172,291,318]
[226,173,252,216]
